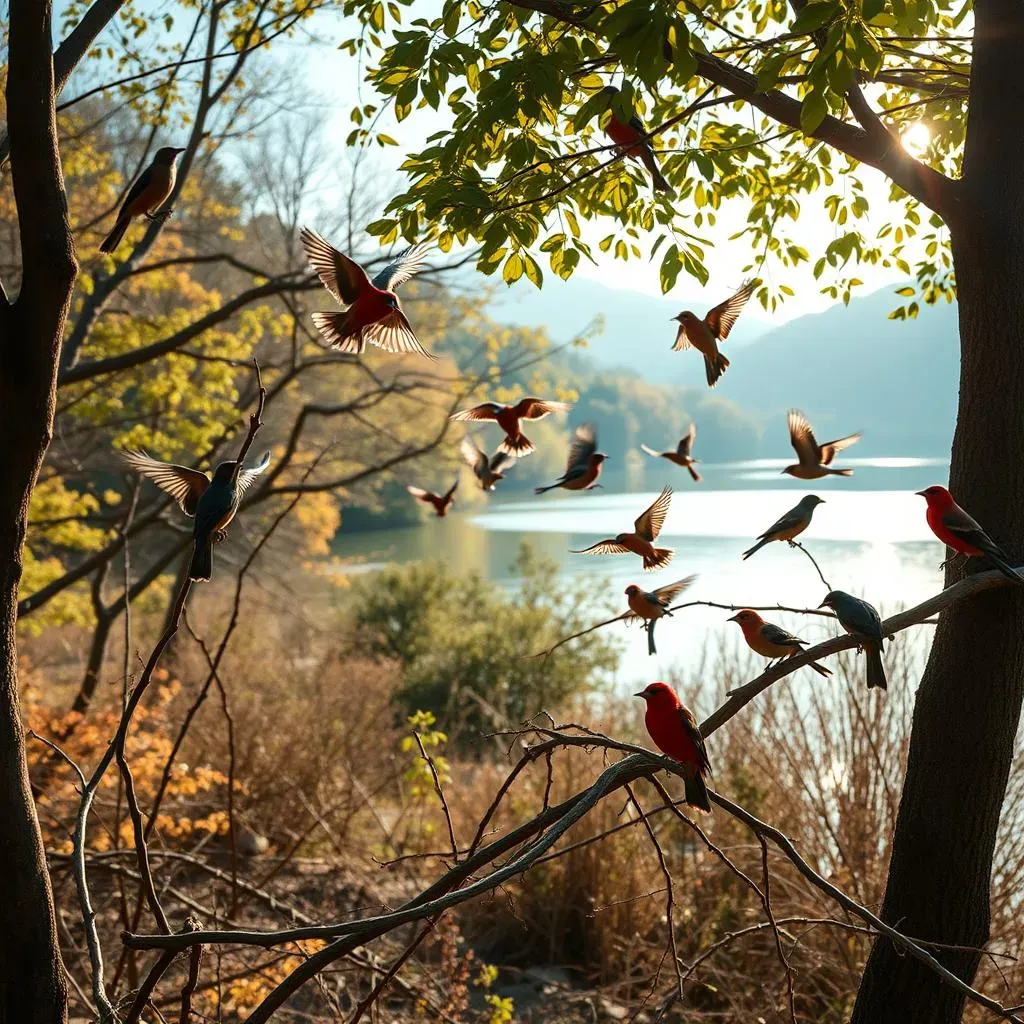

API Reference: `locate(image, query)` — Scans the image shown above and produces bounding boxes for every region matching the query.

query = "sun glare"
[901,122,932,158]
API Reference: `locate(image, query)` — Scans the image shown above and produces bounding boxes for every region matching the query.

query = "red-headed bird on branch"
[916,485,1024,582]
[100,146,185,254]
[600,86,675,197]
[728,609,831,677]
[407,479,458,517]
[572,485,674,570]
[635,682,712,813]
[301,228,434,359]
[672,280,757,387]
[451,398,573,457]
[640,423,701,482]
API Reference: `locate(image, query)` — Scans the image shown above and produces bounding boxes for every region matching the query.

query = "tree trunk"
[853,4,1024,1018]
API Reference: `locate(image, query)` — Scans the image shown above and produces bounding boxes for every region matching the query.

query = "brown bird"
[460,437,513,492]
[535,423,607,493]
[742,494,824,560]
[100,146,185,254]
[572,485,674,570]
[624,576,697,655]
[640,423,701,482]
[727,609,831,677]
[671,280,757,387]
[783,410,861,479]
[407,479,458,517]
[451,397,573,457]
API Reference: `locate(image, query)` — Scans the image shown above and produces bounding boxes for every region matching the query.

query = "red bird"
[301,228,433,359]
[601,87,675,197]
[916,485,1024,582]
[450,398,572,457]
[635,682,712,813]
[407,479,458,517]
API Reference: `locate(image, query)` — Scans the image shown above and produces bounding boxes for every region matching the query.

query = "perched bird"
[742,495,824,560]
[407,479,458,517]
[460,437,513,492]
[122,448,271,581]
[640,423,701,482]
[671,280,757,387]
[916,485,1024,581]
[450,398,572,457]
[600,86,675,197]
[100,146,185,254]
[783,410,861,479]
[818,591,887,690]
[624,576,696,655]
[535,423,607,494]
[727,609,831,677]
[301,228,433,358]
[571,485,674,570]
[635,682,712,813]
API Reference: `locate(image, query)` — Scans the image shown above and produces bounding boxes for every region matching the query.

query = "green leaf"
[862,0,886,20]
[502,252,524,284]
[800,90,829,134]
[791,0,839,34]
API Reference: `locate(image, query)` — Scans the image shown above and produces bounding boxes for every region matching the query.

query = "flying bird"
[100,146,185,254]
[407,479,458,517]
[916,485,1024,582]
[783,410,861,479]
[742,495,824,560]
[600,86,675,197]
[460,437,513,492]
[535,423,607,494]
[450,398,572,457]
[301,228,433,358]
[625,576,696,655]
[727,609,831,677]
[640,423,701,482]
[571,485,674,570]
[121,448,271,581]
[635,682,712,813]
[671,280,757,387]
[818,591,887,690]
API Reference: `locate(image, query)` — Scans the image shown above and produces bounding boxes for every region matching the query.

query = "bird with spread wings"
[571,485,674,570]
[640,423,701,482]
[782,410,861,479]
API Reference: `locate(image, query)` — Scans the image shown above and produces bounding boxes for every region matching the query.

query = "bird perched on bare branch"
[535,423,606,493]
[783,410,861,479]
[407,479,458,517]
[301,228,433,358]
[625,576,696,655]
[451,398,573,457]
[600,86,675,197]
[671,280,757,387]
[121,448,271,581]
[640,423,701,482]
[819,591,887,690]
[742,495,824,560]
[728,609,831,677]
[100,146,185,254]
[460,437,513,492]
[572,485,674,569]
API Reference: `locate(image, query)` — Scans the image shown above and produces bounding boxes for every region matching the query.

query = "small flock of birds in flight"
[103,124,1023,814]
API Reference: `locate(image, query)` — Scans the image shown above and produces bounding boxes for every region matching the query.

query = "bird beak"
[633,690,645,698]
[914,489,926,496]
[817,599,830,609]
[726,613,739,622]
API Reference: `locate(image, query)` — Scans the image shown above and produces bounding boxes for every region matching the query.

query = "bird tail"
[639,146,676,198]
[189,537,213,582]
[640,444,660,458]
[742,537,770,560]
[310,311,364,354]
[646,621,657,656]
[684,771,712,814]
[866,643,887,690]
[828,467,855,477]
[703,351,730,387]
[500,432,535,457]
[687,463,702,483]
[809,660,832,678]
[534,482,556,495]
[978,541,1024,583]
[643,548,675,571]
[99,216,131,254]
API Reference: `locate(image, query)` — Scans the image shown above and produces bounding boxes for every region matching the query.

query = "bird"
[727,609,831,677]
[671,280,757,387]
[600,86,675,197]
[640,423,701,482]
[818,591,887,690]
[624,576,696,655]
[916,485,1024,582]
[407,479,458,517]
[460,437,513,492]
[783,410,861,479]
[635,682,712,813]
[450,398,573,457]
[121,448,271,581]
[301,228,433,358]
[100,146,185,254]
[571,485,674,570]
[535,423,607,494]
[742,495,824,560]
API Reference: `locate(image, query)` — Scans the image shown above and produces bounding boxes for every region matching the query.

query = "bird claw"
[146,208,174,223]
[213,529,228,544]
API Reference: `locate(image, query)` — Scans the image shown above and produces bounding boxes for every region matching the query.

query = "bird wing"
[515,397,573,421]
[941,503,993,547]
[363,308,435,359]
[677,423,696,458]
[371,240,431,291]
[839,596,884,642]
[705,280,757,341]
[443,478,459,500]
[788,409,821,465]
[635,486,672,541]
[758,502,807,540]
[116,164,155,219]
[121,449,209,516]
[671,323,691,352]
[760,622,804,647]
[460,437,488,478]
[570,540,633,556]
[489,450,514,473]
[406,485,435,503]
[678,706,712,775]
[451,403,502,423]
[564,422,597,475]
[652,574,697,606]
[819,432,862,465]
[238,451,271,495]
[640,443,663,458]
[299,228,370,305]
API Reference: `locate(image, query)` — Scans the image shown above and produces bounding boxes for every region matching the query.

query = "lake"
[339,457,950,689]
